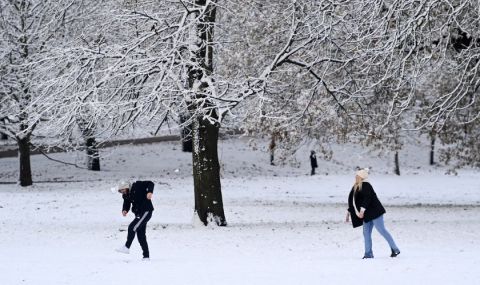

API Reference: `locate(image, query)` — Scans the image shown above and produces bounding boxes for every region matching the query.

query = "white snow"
[0,137,479,284]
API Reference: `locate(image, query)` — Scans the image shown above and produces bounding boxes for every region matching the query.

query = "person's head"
[311,150,315,154]
[354,168,369,190]
[117,181,131,194]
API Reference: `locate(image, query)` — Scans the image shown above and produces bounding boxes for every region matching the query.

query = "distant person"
[115,180,154,260]
[310,150,318,175]
[345,168,400,259]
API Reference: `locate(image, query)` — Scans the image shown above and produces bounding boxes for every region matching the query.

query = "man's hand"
[147,192,153,200]
[122,211,128,217]
[345,212,350,223]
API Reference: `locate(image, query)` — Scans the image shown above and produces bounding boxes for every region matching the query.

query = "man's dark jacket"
[347,182,386,228]
[122,180,154,215]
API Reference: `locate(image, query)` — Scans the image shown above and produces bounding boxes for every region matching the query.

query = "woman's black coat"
[347,182,386,228]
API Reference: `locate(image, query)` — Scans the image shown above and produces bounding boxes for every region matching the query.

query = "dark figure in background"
[115,180,154,260]
[310,150,318,175]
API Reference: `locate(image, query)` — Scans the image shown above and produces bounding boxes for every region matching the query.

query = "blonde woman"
[346,168,400,259]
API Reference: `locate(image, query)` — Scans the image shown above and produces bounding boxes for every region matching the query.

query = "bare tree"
[0,0,81,186]
[235,0,479,167]
[26,0,479,217]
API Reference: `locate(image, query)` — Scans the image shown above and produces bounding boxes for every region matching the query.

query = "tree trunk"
[430,132,436,166]
[0,120,6,139]
[86,137,100,171]
[78,119,100,171]
[16,4,33,186]
[394,151,400,176]
[18,136,32,186]
[192,112,227,226]
[269,133,276,165]
[180,114,193,152]
[188,0,226,226]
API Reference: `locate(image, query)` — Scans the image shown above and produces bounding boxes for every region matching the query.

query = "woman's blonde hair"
[353,176,363,192]
[353,168,369,191]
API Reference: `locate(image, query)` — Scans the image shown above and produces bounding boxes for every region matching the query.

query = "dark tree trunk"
[86,137,100,171]
[16,8,33,186]
[78,119,100,171]
[430,132,436,166]
[269,133,276,165]
[0,118,7,139]
[192,112,226,226]
[180,114,193,152]
[18,136,32,186]
[188,0,226,226]
[394,151,400,176]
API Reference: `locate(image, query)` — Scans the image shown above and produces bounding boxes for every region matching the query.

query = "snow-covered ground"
[0,137,479,284]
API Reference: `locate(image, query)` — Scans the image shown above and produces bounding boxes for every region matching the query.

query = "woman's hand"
[357,208,365,219]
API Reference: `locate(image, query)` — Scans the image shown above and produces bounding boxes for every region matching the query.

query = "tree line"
[1,0,478,225]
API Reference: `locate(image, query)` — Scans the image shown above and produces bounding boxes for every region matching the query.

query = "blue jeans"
[363,215,399,258]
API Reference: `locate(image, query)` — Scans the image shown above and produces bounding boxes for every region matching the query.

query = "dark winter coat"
[310,153,318,168]
[122,180,155,215]
[347,182,386,228]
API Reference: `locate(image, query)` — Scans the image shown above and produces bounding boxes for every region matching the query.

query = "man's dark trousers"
[125,211,152,258]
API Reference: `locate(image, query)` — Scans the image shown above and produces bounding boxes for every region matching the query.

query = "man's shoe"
[390,250,400,257]
[362,256,374,259]
[115,245,130,254]
[142,257,150,261]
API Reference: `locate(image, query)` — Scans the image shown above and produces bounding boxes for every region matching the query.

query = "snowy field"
[1,137,479,285]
